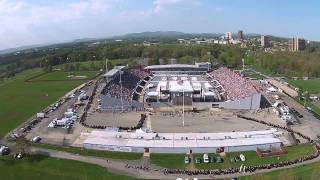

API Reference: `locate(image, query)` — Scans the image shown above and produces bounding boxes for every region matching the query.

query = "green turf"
[289,79,320,94]
[30,71,99,81]
[240,161,320,180]
[34,143,142,160]
[194,144,314,170]
[150,153,186,169]
[0,155,139,180]
[0,68,87,136]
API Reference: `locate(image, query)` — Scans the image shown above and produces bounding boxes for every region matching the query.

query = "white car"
[240,154,246,162]
[203,154,210,163]
[32,136,41,143]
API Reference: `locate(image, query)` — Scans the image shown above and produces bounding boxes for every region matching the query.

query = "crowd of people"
[162,115,320,177]
[101,69,151,102]
[208,67,259,101]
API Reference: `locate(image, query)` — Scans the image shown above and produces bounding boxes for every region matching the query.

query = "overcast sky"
[0,0,320,50]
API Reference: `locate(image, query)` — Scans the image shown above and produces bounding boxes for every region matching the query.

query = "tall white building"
[225,32,232,41]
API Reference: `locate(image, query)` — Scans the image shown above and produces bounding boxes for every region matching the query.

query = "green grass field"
[0,68,87,136]
[0,155,139,180]
[29,71,100,81]
[289,79,320,94]
[150,153,186,169]
[54,59,134,71]
[149,144,314,170]
[34,143,142,160]
[241,161,320,180]
[194,144,314,170]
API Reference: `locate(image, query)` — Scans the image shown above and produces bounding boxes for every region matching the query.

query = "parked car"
[32,136,41,143]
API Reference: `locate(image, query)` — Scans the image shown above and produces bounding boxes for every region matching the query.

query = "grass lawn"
[150,153,186,169]
[54,59,134,71]
[289,79,320,94]
[0,155,139,180]
[30,71,100,81]
[194,144,314,170]
[0,68,88,136]
[241,161,320,180]
[34,143,142,160]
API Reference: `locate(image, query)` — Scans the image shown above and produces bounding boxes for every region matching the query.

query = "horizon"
[1,0,320,50]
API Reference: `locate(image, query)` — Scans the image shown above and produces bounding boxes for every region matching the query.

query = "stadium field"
[28,71,100,81]
[289,79,320,94]
[0,155,138,180]
[0,68,87,136]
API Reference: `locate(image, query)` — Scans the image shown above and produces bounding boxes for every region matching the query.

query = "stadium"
[61,62,291,154]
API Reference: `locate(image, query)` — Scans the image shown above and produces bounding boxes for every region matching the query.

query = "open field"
[289,79,320,94]
[0,68,87,136]
[0,155,138,180]
[28,71,100,81]
[149,144,314,169]
[54,59,134,71]
[34,143,142,160]
[241,161,320,180]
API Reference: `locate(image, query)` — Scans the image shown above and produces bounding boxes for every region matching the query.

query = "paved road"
[30,147,320,179]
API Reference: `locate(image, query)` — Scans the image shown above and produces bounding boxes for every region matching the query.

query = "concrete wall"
[193,93,262,110]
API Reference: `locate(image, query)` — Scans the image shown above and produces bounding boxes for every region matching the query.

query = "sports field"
[0,68,87,136]
[0,155,138,180]
[289,79,320,94]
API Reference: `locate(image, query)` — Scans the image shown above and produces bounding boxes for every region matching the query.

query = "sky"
[0,0,320,50]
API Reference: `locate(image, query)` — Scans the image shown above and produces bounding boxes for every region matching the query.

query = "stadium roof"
[83,129,282,149]
[103,66,126,77]
[145,64,208,71]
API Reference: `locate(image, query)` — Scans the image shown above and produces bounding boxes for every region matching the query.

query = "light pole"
[182,89,185,127]
[120,70,124,113]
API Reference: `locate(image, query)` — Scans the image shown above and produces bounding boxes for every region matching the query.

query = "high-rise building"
[237,30,244,41]
[225,32,232,41]
[288,37,306,51]
[261,35,270,47]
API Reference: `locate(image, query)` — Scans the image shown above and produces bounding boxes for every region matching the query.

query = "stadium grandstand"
[100,66,152,112]
[144,64,261,110]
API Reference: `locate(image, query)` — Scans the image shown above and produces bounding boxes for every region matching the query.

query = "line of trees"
[254,51,320,77]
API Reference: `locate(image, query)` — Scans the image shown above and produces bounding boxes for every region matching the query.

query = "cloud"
[153,0,200,13]
[0,0,25,14]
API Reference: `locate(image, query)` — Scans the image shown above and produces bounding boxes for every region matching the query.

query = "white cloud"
[0,0,25,14]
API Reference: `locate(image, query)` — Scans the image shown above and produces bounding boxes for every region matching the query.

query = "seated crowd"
[208,67,258,100]
[101,68,151,102]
